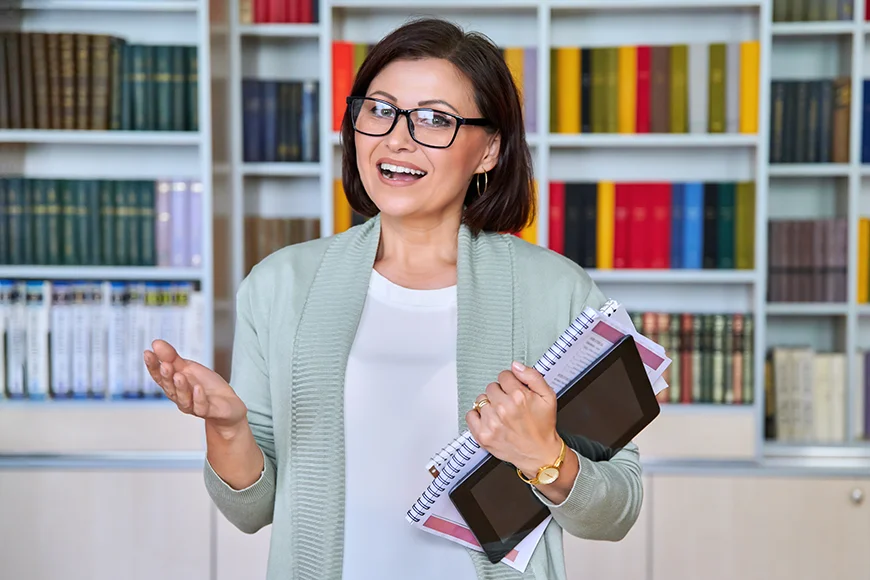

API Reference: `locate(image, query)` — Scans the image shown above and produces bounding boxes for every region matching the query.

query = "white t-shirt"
[341,268,477,580]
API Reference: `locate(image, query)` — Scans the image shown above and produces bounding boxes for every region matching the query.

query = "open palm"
[143,339,248,431]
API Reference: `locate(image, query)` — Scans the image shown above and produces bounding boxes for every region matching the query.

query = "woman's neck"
[373,213,460,290]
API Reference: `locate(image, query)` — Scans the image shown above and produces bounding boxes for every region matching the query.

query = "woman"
[143,16,642,580]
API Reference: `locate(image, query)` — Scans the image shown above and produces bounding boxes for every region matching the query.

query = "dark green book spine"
[32,179,48,265]
[61,180,76,265]
[109,38,124,130]
[131,44,149,130]
[122,41,134,130]
[100,180,115,265]
[171,46,186,131]
[114,181,129,265]
[186,46,198,131]
[139,180,156,266]
[21,179,33,265]
[74,180,89,265]
[0,179,7,264]
[86,180,100,265]
[154,45,172,131]
[717,182,735,269]
[46,179,61,265]
[7,178,23,264]
[127,181,141,266]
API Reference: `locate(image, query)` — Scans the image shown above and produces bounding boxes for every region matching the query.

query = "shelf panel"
[764,441,870,460]
[768,163,851,177]
[1,0,199,10]
[771,21,856,36]
[243,162,321,177]
[587,269,757,284]
[0,130,201,146]
[0,266,204,281]
[548,133,758,148]
[659,403,756,415]
[238,24,321,37]
[766,302,849,316]
[331,0,538,7]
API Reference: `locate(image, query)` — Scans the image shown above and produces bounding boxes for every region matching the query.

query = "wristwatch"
[516,437,567,485]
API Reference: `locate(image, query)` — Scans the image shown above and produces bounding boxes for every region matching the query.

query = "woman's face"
[354,57,500,226]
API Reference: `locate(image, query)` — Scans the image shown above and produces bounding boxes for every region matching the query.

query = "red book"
[332,41,355,132]
[548,181,565,255]
[269,0,285,22]
[628,183,648,268]
[635,46,651,133]
[287,0,299,22]
[648,182,672,269]
[298,0,312,23]
[254,0,269,23]
[613,183,631,268]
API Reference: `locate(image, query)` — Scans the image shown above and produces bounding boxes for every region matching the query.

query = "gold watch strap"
[516,437,566,485]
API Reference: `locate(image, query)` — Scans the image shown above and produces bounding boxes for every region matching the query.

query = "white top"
[342,269,477,580]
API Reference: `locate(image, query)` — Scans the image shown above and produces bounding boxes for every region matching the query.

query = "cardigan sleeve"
[203,273,278,534]
[531,274,644,541]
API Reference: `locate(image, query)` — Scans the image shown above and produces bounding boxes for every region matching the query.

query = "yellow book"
[504,47,525,105]
[556,47,581,133]
[617,46,636,134]
[353,43,369,76]
[596,181,615,269]
[859,218,870,303]
[333,178,351,234]
[739,40,760,134]
[519,180,538,244]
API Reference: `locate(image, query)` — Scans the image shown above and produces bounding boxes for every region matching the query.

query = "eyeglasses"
[346,96,491,149]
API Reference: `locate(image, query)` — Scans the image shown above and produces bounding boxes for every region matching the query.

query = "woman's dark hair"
[340,17,535,235]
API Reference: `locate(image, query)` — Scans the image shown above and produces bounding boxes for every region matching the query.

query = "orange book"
[617,46,636,133]
[859,218,869,303]
[555,47,581,133]
[333,178,351,234]
[596,181,615,268]
[739,40,760,134]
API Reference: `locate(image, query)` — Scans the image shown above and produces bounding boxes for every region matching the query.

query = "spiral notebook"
[404,299,671,572]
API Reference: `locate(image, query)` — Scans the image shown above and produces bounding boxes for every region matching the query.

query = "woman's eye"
[373,107,394,118]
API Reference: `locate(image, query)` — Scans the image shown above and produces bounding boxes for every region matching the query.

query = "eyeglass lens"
[351,98,458,147]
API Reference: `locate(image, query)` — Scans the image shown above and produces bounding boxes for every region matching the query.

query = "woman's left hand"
[465,361,564,480]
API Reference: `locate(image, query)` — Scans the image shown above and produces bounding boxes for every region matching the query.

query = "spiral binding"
[409,300,620,524]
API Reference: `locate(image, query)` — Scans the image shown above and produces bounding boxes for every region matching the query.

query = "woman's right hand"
[144,339,249,438]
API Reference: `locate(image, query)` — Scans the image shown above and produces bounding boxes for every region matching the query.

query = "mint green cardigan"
[204,215,643,580]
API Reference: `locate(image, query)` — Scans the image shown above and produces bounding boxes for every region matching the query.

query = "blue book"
[682,182,704,269]
[671,183,684,269]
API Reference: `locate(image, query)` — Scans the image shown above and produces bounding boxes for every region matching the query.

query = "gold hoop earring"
[477,171,488,197]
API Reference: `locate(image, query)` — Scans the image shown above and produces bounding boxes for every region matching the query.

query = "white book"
[25,281,51,399]
[71,282,92,398]
[50,282,73,398]
[6,282,27,398]
[127,282,147,397]
[726,42,741,133]
[688,43,709,134]
[107,282,128,399]
[142,282,164,397]
[182,283,203,363]
[855,350,866,441]
[89,282,110,398]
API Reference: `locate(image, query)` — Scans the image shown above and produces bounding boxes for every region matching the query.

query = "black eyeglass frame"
[345,96,492,149]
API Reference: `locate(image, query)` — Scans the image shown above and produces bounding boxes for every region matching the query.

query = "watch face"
[538,467,560,485]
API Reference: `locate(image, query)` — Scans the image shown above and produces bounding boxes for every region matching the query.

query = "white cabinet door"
[563,475,651,580]
[651,474,870,580]
[0,468,211,580]
[215,510,272,580]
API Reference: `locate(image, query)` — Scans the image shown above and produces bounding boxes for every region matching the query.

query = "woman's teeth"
[379,162,427,180]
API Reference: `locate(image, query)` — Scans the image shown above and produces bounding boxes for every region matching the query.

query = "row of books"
[331,42,539,134]
[242,215,320,276]
[773,0,854,21]
[763,347,858,444]
[630,312,755,405]
[0,280,205,400]
[242,79,320,163]
[769,78,850,165]
[0,178,203,269]
[548,181,755,271]
[0,32,198,132]
[767,218,847,303]
[549,42,759,135]
[239,0,317,24]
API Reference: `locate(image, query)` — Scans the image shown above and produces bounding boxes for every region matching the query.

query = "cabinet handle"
[851,489,864,505]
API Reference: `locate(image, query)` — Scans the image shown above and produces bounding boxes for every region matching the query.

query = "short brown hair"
[339,17,535,235]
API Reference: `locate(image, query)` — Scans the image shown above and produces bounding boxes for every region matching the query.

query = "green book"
[31,179,48,265]
[60,180,76,266]
[735,181,756,269]
[100,180,115,265]
[85,180,100,265]
[185,46,198,131]
[6,178,23,265]
[139,180,156,266]
[716,182,735,269]
[708,44,726,133]
[114,180,129,265]
[669,45,688,133]
[45,179,61,265]
[171,46,186,131]
[0,179,8,264]
[154,45,172,131]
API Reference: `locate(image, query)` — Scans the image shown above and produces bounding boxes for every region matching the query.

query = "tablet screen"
[469,461,541,543]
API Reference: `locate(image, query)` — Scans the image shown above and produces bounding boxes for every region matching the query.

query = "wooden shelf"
[588,269,757,284]
[0,266,204,281]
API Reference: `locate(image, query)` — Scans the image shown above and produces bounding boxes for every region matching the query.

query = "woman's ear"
[478,133,501,173]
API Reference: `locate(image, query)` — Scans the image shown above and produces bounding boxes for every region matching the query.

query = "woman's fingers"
[173,372,194,413]
[151,339,182,367]
[191,383,210,417]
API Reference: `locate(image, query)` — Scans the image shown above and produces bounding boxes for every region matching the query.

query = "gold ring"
[472,397,490,412]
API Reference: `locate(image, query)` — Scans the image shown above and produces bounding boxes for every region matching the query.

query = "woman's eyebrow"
[368,90,461,114]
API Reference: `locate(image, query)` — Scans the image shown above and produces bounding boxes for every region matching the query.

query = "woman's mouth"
[378,162,428,182]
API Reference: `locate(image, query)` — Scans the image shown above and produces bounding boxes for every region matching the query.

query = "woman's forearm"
[205,419,265,490]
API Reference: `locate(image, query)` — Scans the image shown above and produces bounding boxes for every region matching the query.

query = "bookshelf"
[0,0,215,448]
[217,0,870,470]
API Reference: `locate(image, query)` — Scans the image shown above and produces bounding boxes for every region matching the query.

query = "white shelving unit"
[0,2,214,419]
[213,0,870,469]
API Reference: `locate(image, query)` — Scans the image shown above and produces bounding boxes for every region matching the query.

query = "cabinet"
[651,474,870,580]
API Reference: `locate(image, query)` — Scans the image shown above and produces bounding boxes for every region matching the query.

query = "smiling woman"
[143,15,643,580]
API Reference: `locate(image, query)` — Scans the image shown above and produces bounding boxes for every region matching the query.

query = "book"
[405,299,671,572]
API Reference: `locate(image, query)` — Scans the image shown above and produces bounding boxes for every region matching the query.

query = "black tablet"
[448,334,660,564]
